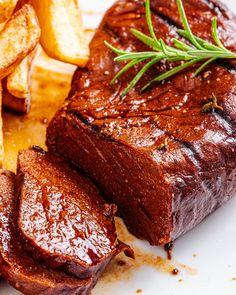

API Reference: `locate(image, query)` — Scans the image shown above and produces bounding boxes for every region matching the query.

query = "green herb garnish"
[105,0,236,97]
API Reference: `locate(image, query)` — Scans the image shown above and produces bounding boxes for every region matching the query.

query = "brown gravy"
[3,63,72,171]
[3,53,196,295]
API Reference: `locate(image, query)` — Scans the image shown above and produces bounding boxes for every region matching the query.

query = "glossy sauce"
[3,60,73,171]
[2,52,196,294]
[94,218,196,294]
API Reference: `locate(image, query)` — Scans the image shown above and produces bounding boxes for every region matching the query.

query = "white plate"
[1,1,236,294]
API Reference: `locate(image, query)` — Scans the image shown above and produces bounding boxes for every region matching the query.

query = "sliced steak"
[0,169,95,295]
[17,147,132,279]
[47,0,236,245]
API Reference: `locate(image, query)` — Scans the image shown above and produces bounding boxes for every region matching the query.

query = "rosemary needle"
[105,0,236,97]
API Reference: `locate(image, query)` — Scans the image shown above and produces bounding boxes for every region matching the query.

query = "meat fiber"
[0,169,95,295]
[17,147,132,279]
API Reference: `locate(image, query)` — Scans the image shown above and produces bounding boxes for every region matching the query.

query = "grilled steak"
[17,147,132,279]
[0,169,95,295]
[47,0,236,245]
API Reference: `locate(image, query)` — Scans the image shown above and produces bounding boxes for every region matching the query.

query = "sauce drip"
[164,241,174,260]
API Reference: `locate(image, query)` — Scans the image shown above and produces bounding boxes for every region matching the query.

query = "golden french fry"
[0,83,4,167]
[7,47,37,99]
[7,57,29,99]
[0,4,40,80]
[3,47,38,114]
[31,0,89,66]
[0,0,18,31]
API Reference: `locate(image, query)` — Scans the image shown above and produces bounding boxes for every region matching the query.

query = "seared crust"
[47,0,236,245]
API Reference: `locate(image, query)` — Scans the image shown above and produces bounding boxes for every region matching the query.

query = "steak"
[0,169,95,295]
[47,0,236,245]
[17,147,132,279]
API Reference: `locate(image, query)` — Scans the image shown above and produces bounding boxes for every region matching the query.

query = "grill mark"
[146,118,216,201]
[212,83,236,131]
[71,101,235,155]
[160,127,201,162]
[90,106,185,120]
[148,114,234,175]
[71,0,235,173]
[147,2,236,133]
[166,135,227,201]
[203,0,230,18]
[66,112,167,231]
[69,107,233,219]
[172,137,209,168]
[151,0,229,25]
[218,60,236,71]
[147,116,200,158]
[103,24,120,40]
[70,110,91,126]
[150,7,181,30]
[213,110,236,135]
[169,137,217,199]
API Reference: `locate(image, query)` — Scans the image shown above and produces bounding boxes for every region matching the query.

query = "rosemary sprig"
[104,0,236,97]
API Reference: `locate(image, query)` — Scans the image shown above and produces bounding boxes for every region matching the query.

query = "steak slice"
[17,147,132,279]
[47,0,236,245]
[0,169,95,295]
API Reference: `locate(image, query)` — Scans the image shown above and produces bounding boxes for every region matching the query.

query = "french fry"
[0,4,40,80]
[31,0,89,66]
[7,46,37,99]
[0,83,4,167]
[2,47,38,114]
[7,56,29,99]
[0,0,18,31]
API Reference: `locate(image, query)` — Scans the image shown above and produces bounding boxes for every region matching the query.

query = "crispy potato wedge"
[0,0,18,31]
[6,46,38,99]
[3,48,38,113]
[7,56,29,99]
[32,0,89,66]
[0,4,40,80]
[0,83,4,167]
